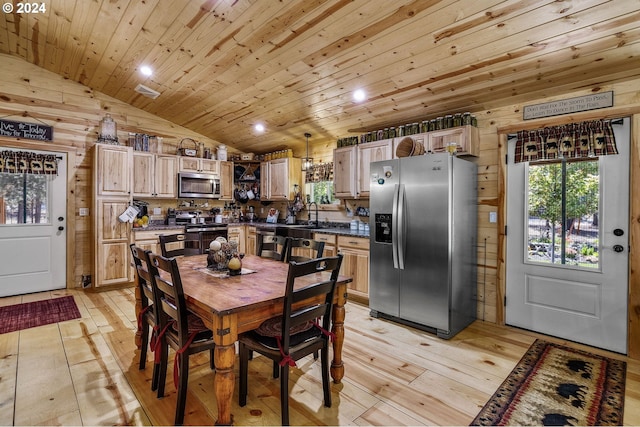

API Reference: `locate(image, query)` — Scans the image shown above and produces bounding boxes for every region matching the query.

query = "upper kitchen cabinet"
[333,146,357,199]
[357,139,393,197]
[260,157,302,200]
[179,157,220,174]
[334,139,393,199]
[95,144,132,197]
[132,152,179,198]
[219,161,234,200]
[428,125,479,157]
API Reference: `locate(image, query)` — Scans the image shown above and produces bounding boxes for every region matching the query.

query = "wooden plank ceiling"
[1,0,639,154]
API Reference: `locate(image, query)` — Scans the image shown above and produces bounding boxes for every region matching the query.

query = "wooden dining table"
[137,254,351,425]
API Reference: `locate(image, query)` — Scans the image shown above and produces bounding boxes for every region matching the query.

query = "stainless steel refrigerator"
[369,153,477,339]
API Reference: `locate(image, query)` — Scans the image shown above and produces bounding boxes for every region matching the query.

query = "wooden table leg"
[214,343,235,425]
[330,288,346,383]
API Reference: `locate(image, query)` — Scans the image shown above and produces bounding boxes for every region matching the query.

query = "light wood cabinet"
[133,152,178,198]
[179,157,220,174]
[334,140,393,199]
[246,226,257,255]
[313,233,337,257]
[333,127,479,200]
[227,225,246,254]
[219,161,234,200]
[260,157,302,200]
[95,144,132,197]
[133,228,184,254]
[337,235,369,302]
[427,125,479,156]
[93,144,134,288]
[333,146,357,199]
[357,139,393,197]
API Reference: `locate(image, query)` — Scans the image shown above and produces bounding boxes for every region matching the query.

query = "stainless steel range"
[184,224,228,253]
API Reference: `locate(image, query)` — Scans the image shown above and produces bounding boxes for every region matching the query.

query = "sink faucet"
[308,202,318,227]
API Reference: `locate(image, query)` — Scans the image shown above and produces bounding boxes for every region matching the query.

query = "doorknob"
[58,216,64,221]
[613,228,624,236]
[613,244,624,253]
[58,226,64,231]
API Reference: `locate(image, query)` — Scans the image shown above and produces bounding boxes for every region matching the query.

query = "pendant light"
[301,132,313,171]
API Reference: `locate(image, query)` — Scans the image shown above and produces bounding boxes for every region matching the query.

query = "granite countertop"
[245,222,370,238]
[133,221,370,238]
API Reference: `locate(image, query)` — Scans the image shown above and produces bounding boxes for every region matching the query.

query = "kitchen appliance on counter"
[166,208,177,225]
[368,153,477,339]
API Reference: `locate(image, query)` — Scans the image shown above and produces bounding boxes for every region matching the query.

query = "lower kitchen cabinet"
[337,235,369,303]
[94,200,133,288]
[313,233,337,257]
[227,225,246,253]
[246,226,257,255]
[133,228,184,254]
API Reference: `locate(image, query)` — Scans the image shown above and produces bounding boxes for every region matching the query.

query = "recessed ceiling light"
[254,123,265,132]
[140,65,153,77]
[353,89,366,102]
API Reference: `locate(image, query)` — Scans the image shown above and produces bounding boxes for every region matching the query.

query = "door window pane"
[0,172,50,224]
[526,160,599,269]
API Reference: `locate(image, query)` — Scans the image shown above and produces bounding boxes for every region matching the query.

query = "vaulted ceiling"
[1,0,639,154]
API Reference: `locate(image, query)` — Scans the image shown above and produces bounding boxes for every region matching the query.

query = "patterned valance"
[514,119,618,164]
[305,162,333,183]
[0,150,59,175]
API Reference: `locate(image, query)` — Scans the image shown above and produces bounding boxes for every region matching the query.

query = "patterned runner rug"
[471,339,626,426]
[0,295,81,334]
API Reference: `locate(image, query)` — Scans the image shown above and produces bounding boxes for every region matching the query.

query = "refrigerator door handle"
[392,184,400,269]
[397,184,406,270]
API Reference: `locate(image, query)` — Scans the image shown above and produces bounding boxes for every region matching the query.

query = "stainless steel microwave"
[178,172,221,199]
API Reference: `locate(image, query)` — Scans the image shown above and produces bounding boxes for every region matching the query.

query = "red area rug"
[471,339,626,426]
[0,295,81,334]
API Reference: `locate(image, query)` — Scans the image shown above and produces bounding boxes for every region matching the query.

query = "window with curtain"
[514,119,618,163]
[513,118,618,270]
[304,162,335,204]
[0,150,59,224]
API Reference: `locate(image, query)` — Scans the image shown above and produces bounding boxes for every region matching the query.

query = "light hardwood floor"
[0,287,638,426]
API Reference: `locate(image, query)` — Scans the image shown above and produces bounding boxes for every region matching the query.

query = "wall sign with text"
[523,92,613,120]
[0,119,54,142]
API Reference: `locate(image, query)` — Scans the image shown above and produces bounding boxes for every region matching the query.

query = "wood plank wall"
[0,53,227,289]
[1,54,638,357]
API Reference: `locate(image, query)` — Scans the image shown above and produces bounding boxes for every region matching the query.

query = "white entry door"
[506,119,629,354]
[0,148,67,297]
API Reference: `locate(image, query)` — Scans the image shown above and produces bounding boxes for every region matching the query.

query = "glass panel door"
[527,159,600,269]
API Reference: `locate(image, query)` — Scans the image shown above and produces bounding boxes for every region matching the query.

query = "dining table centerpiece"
[207,238,240,271]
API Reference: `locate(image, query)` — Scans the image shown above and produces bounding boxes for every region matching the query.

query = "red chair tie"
[173,331,199,388]
[312,320,335,341]
[275,336,296,368]
[152,321,175,364]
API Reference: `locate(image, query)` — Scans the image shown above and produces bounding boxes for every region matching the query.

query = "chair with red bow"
[130,244,160,391]
[148,252,215,426]
[238,254,344,426]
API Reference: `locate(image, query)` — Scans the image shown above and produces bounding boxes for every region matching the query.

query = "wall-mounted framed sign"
[0,118,54,141]
[523,91,613,120]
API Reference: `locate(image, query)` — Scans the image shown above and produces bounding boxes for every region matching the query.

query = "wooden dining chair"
[130,244,161,391]
[284,237,326,361]
[147,252,216,426]
[238,254,344,426]
[285,238,325,263]
[256,231,288,261]
[158,233,200,257]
